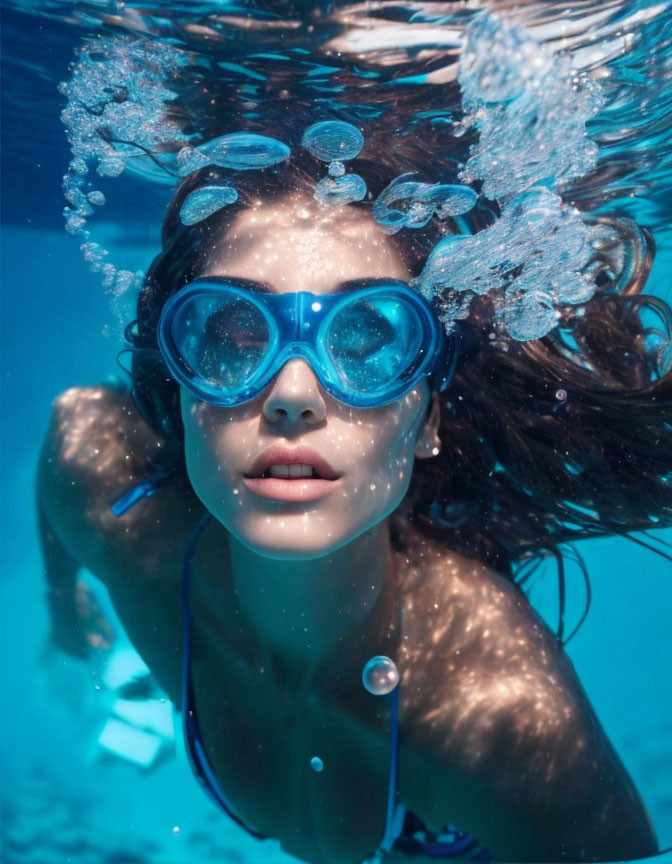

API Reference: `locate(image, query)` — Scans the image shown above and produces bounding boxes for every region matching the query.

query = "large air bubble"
[373,175,477,234]
[178,133,290,175]
[179,186,239,225]
[314,173,367,206]
[362,656,399,696]
[302,121,364,162]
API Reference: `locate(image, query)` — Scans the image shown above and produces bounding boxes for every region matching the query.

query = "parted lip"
[243,444,341,480]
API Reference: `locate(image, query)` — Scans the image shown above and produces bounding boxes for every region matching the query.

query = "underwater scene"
[2,1,672,863]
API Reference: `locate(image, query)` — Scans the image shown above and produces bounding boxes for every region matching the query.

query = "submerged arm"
[37,497,114,659]
[35,385,189,701]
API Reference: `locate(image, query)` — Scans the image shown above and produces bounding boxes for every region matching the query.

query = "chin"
[231,527,347,561]
[224,506,376,560]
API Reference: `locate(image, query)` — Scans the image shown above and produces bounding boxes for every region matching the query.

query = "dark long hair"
[123,134,672,643]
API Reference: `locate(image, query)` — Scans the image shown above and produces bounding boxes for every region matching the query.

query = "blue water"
[2,2,672,863]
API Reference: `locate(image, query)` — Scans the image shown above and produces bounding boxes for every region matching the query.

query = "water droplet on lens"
[362,656,399,696]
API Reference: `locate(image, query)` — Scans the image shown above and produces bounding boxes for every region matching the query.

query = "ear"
[414,391,442,460]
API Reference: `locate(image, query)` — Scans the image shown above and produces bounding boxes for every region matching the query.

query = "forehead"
[199,195,410,294]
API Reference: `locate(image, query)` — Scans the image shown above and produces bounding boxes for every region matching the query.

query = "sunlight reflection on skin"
[397,557,585,788]
[39,195,657,862]
[181,194,440,560]
[50,381,592,777]
[52,386,168,531]
[181,193,598,820]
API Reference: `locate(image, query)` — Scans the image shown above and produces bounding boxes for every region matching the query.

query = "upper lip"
[244,444,341,480]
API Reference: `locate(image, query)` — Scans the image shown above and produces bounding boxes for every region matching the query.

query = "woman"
[36,134,670,862]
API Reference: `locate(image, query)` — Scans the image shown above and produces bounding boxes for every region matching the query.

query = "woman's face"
[180,195,441,560]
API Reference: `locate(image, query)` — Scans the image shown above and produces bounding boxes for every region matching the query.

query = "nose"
[262,358,328,424]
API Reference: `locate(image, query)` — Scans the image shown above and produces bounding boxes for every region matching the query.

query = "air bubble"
[362,656,399,696]
[302,121,364,162]
[179,185,238,226]
[314,173,367,207]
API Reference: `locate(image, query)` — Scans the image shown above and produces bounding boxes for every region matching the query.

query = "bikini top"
[111,475,494,864]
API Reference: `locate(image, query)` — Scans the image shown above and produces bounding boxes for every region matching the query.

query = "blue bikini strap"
[180,512,267,840]
[110,469,172,516]
[378,684,406,853]
[109,473,404,852]
[109,474,264,833]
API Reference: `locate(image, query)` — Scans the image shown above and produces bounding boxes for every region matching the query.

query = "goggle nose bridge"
[279,291,328,340]
[262,293,347,390]
[267,342,331,391]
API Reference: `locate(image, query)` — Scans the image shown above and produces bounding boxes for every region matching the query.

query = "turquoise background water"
[2,3,672,863]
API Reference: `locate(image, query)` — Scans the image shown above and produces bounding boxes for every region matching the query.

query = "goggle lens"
[325,296,423,393]
[174,295,270,395]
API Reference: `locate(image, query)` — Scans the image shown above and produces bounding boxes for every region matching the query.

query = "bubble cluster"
[55,10,608,346]
[414,187,598,340]
[59,37,189,296]
[458,11,604,202]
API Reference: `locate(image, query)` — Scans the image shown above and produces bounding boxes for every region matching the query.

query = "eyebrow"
[200,275,408,294]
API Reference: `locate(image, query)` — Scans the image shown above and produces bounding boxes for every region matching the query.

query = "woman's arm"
[35,385,134,659]
[35,385,193,703]
[37,499,114,659]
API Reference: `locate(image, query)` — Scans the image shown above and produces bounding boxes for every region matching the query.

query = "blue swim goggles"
[158,277,458,409]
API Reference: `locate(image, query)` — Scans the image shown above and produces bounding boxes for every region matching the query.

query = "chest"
[190,642,396,864]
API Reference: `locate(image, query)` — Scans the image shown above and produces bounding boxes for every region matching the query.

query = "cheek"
[355,393,427,496]
[181,396,242,489]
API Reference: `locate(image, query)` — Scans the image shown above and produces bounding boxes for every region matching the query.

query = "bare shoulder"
[37,383,202,573]
[37,385,204,702]
[397,541,658,859]
[38,384,166,518]
[398,542,571,753]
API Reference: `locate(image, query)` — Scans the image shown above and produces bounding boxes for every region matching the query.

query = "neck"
[223,519,397,684]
